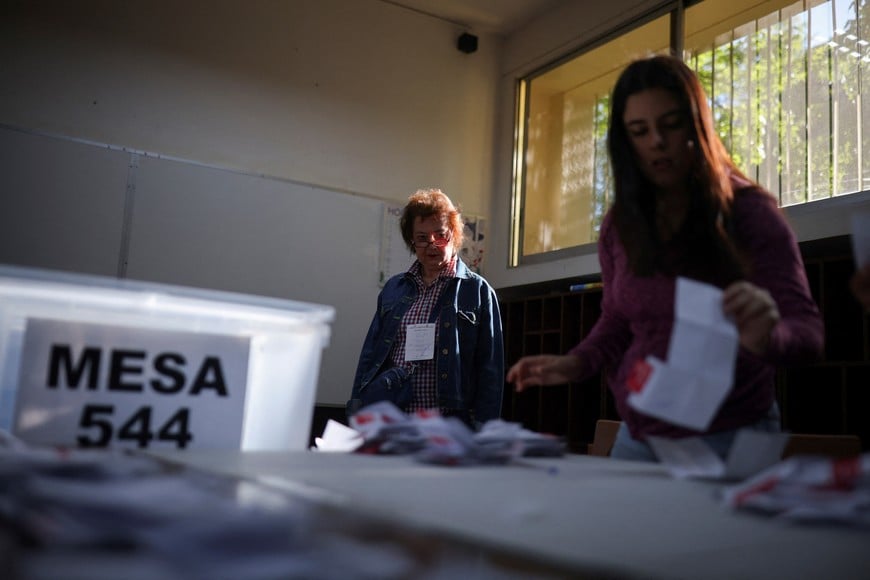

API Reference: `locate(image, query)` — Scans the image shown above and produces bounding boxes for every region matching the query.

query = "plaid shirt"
[388,255,458,413]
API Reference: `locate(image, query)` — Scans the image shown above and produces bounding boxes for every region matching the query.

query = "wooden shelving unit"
[500,281,616,453]
[777,240,870,448]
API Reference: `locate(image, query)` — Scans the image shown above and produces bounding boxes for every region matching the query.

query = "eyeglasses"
[412,231,451,249]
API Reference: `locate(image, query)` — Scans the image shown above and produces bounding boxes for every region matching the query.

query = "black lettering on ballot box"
[47,345,230,397]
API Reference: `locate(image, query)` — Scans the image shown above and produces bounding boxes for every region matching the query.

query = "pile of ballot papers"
[315,402,565,465]
[722,453,870,529]
[0,439,355,580]
[0,430,542,579]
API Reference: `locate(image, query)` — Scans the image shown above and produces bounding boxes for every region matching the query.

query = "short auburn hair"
[399,188,464,252]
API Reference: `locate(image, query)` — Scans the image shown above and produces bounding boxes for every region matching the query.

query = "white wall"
[1,0,499,212]
[0,0,502,406]
[486,0,870,290]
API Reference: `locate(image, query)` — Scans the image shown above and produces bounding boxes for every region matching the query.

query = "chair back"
[587,419,621,457]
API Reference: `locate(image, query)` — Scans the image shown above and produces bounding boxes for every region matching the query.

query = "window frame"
[509,0,868,267]
[510,2,682,267]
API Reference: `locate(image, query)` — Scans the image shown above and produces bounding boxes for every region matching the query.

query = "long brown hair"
[608,54,749,281]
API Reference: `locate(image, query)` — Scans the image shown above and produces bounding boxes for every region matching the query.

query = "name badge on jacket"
[405,323,435,361]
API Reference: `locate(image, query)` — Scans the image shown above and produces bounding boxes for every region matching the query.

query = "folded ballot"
[628,277,738,431]
[649,429,789,480]
[312,419,364,452]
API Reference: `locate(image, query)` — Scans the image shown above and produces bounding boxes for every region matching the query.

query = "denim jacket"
[349,259,504,425]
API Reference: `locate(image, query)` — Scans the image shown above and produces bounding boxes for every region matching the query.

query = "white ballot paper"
[628,277,738,431]
[312,419,364,452]
[649,430,789,480]
[851,211,870,269]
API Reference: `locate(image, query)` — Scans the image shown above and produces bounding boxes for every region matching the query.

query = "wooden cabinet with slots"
[497,235,869,454]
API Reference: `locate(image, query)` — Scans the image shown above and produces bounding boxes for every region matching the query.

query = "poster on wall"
[379,204,487,287]
[460,215,487,274]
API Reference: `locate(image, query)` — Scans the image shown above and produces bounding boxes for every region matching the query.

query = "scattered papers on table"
[0,434,323,578]
[628,277,738,431]
[338,401,565,465]
[722,453,870,529]
[648,429,788,480]
[0,429,529,578]
[477,419,567,457]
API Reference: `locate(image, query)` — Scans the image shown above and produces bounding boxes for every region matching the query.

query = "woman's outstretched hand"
[722,281,780,356]
[506,354,584,392]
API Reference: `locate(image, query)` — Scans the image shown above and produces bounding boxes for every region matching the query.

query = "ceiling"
[381,0,565,35]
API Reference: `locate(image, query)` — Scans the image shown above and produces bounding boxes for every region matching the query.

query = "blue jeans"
[610,405,781,463]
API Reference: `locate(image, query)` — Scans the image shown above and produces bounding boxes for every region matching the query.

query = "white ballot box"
[0,265,334,451]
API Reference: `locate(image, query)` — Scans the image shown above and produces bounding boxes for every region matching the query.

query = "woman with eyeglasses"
[347,188,503,428]
[507,55,824,461]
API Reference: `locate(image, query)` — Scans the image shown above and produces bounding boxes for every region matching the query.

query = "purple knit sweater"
[568,183,824,440]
